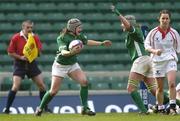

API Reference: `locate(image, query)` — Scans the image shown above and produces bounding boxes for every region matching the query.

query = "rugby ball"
[68,40,83,50]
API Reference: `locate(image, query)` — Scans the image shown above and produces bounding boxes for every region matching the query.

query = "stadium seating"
[18,3,38,11]
[0,3,18,11]
[88,77,110,90]
[20,78,32,91]
[0,43,7,54]
[60,81,71,90]
[111,82,125,89]
[0,23,14,32]
[57,3,76,11]
[0,77,12,91]
[6,13,26,22]
[0,0,180,91]
[0,13,6,21]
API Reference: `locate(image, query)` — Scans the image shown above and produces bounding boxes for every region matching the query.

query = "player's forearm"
[146,48,157,54]
[87,40,103,46]
[8,52,23,60]
[118,15,131,30]
[60,50,71,57]
[111,5,131,31]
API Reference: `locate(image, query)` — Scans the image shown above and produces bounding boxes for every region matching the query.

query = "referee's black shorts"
[13,60,41,79]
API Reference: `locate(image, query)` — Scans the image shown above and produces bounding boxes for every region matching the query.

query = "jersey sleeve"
[129,26,144,44]
[79,34,88,45]
[57,36,68,52]
[7,34,17,53]
[174,30,180,53]
[34,35,42,51]
[144,30,153,50]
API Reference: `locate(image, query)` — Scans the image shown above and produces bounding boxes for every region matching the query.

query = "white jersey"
[144,26,180,62]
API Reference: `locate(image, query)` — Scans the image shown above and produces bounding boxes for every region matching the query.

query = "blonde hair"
[22,20,33,28]
[124,15,136,26]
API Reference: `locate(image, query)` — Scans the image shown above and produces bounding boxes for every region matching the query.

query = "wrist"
[100,42,104,46]
[114,8,121,16]
[69,50,75,56]
[151,49,156,54]
[18,55,22,60]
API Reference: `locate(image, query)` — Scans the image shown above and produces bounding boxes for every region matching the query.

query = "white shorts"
[52,61,81,78]
[130,55,153,77]
[152,60,177,77]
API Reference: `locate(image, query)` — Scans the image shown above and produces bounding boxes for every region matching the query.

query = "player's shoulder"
[33,34,40,40]
[149,27,159,33]
[134,26,142,33]
[33,33,39,38]
[58,33,69,42]
[13,33,20,37]
[146,27,159,37]
[78,33,87,40]
[11,33,20,40]
[170,27,179,34]
[128,26,141,36]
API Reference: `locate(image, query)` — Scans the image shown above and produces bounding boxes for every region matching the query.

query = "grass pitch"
[0,113,180,121]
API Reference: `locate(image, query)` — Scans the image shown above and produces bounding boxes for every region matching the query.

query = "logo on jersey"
[170,63,176,68]
[155,70,161,75]
[155,37,160,42]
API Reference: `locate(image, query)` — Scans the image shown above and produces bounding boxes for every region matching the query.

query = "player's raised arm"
[111,5,131,31]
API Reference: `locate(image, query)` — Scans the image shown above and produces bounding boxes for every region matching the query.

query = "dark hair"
[159,9,171,19]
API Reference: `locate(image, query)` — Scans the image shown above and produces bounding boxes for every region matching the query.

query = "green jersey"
[125,26,148,62]
[55,33,88,65]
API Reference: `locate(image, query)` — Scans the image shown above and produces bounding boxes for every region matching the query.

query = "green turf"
[0,113,180,121]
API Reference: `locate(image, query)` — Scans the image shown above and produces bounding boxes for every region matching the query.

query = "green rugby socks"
[80,86,88,109]
[39,91,53,110]
[131,90,147,112]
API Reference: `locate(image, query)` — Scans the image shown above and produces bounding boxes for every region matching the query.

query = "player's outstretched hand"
[153,49,162,56]
[102,40,112,47]
[70,45,82,55]
[20,56,28,61]
[110,5,121,16]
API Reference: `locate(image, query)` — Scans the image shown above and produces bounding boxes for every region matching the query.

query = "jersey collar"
[158,26,170,39]
[20,31,34,41]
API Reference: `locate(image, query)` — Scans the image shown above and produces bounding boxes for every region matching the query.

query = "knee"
[80,80,88,86]
[169,82,176,89]
[37,82,46,91]
[12,83,20,91]
[156,86,163,93]
[150,88,156,96]
[127,84,136,93]
[49,89,58,96]
[11,87,19,92]
[148,85,156,96]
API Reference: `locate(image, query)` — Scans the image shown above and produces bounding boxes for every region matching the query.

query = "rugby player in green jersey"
[111,5,157,114]
[35,18,112,116]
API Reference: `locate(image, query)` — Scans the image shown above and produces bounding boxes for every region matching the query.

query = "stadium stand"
[0,0,180,92]
[1,77,12,91]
